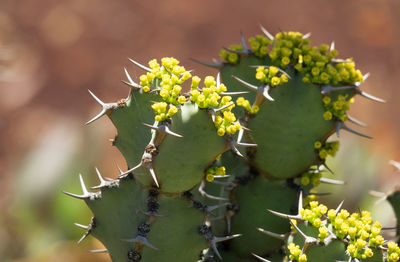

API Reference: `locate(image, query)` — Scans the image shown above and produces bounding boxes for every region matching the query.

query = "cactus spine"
[65,27,400,262]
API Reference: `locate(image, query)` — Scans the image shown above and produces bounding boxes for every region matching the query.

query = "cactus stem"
[190,58,223,69]
[252,253,271,262]
[336,121,372,139]
[232,75,274,102]
[128,58,151,72]
[347,115,367,127]
[122,68,141,90]
[319,177,346,185]
[86,90,118,125]
[198,181,229,201]
[142,122,183,138]
[257,227,287,240]
[121,235,160,251]
[63,174,97,200]
[89,249,108,253]
[259,24,274,40]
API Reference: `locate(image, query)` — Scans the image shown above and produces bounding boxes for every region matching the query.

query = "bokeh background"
[0,0,399,261]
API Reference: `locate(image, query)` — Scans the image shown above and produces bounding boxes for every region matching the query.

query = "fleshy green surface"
[248,72,334,179]
[221,55,267,104]
[142,194,206,261]
[229,176,297,258]
[150,102,226,193]
[87,178,147,262]
[110,90,160,170]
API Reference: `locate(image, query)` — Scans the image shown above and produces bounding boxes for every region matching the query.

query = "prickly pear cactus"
[65,27,398,262]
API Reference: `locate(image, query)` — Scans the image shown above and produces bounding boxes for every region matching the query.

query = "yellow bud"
[206,173,214,182]
[217,128,225,136]
[178,96,187,104]
[143,86,150,92]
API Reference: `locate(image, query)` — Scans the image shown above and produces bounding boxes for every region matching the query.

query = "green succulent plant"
[65,27,400,262]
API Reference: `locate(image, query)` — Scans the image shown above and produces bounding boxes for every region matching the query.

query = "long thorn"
[252,253,271,262]
[347,115,367,127]
[231,75,258,92]
[337,121,372,139]
[92,167,108,189]
[190,58,223,69]
[89,249,108,253]
[142,123,183,138]
[320,177,346,185]
[123,68,141,90]
[259,24,274,40]
[121,236,160,250]
[257,228,286,240]
[128,58,151,72]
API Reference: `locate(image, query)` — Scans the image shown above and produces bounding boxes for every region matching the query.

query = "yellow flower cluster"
[329,208,384,259]
[248,35,272,58]
[220,31,364,89]
[297,201,392,260]
[314,140,339,159]
[190,76,227,108]
[255,66,289,87]
[151,102,178,122]
[236,97,260,114]
[219,44,243,64]
[387,241,400,262]
[288,243,307,262]
[139,58,194,121]
[268,32,363,86]
[214,110,242,136]
[190,76,241,136]
[322,94,353,122]
[205,166,226,182]
[300,171,322,187]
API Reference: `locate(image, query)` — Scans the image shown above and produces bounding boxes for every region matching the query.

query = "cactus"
[64,27,400,261]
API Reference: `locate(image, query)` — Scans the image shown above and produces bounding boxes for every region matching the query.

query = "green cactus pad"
[220,55,267,103]
[141,194,207,261]
[248,72,334,179]
[110,90,160,168]
[86,178,147,262]
[134,102,226,193]
[229,176,297,258]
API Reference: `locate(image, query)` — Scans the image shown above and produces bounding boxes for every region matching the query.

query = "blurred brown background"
[0,0,399,261]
